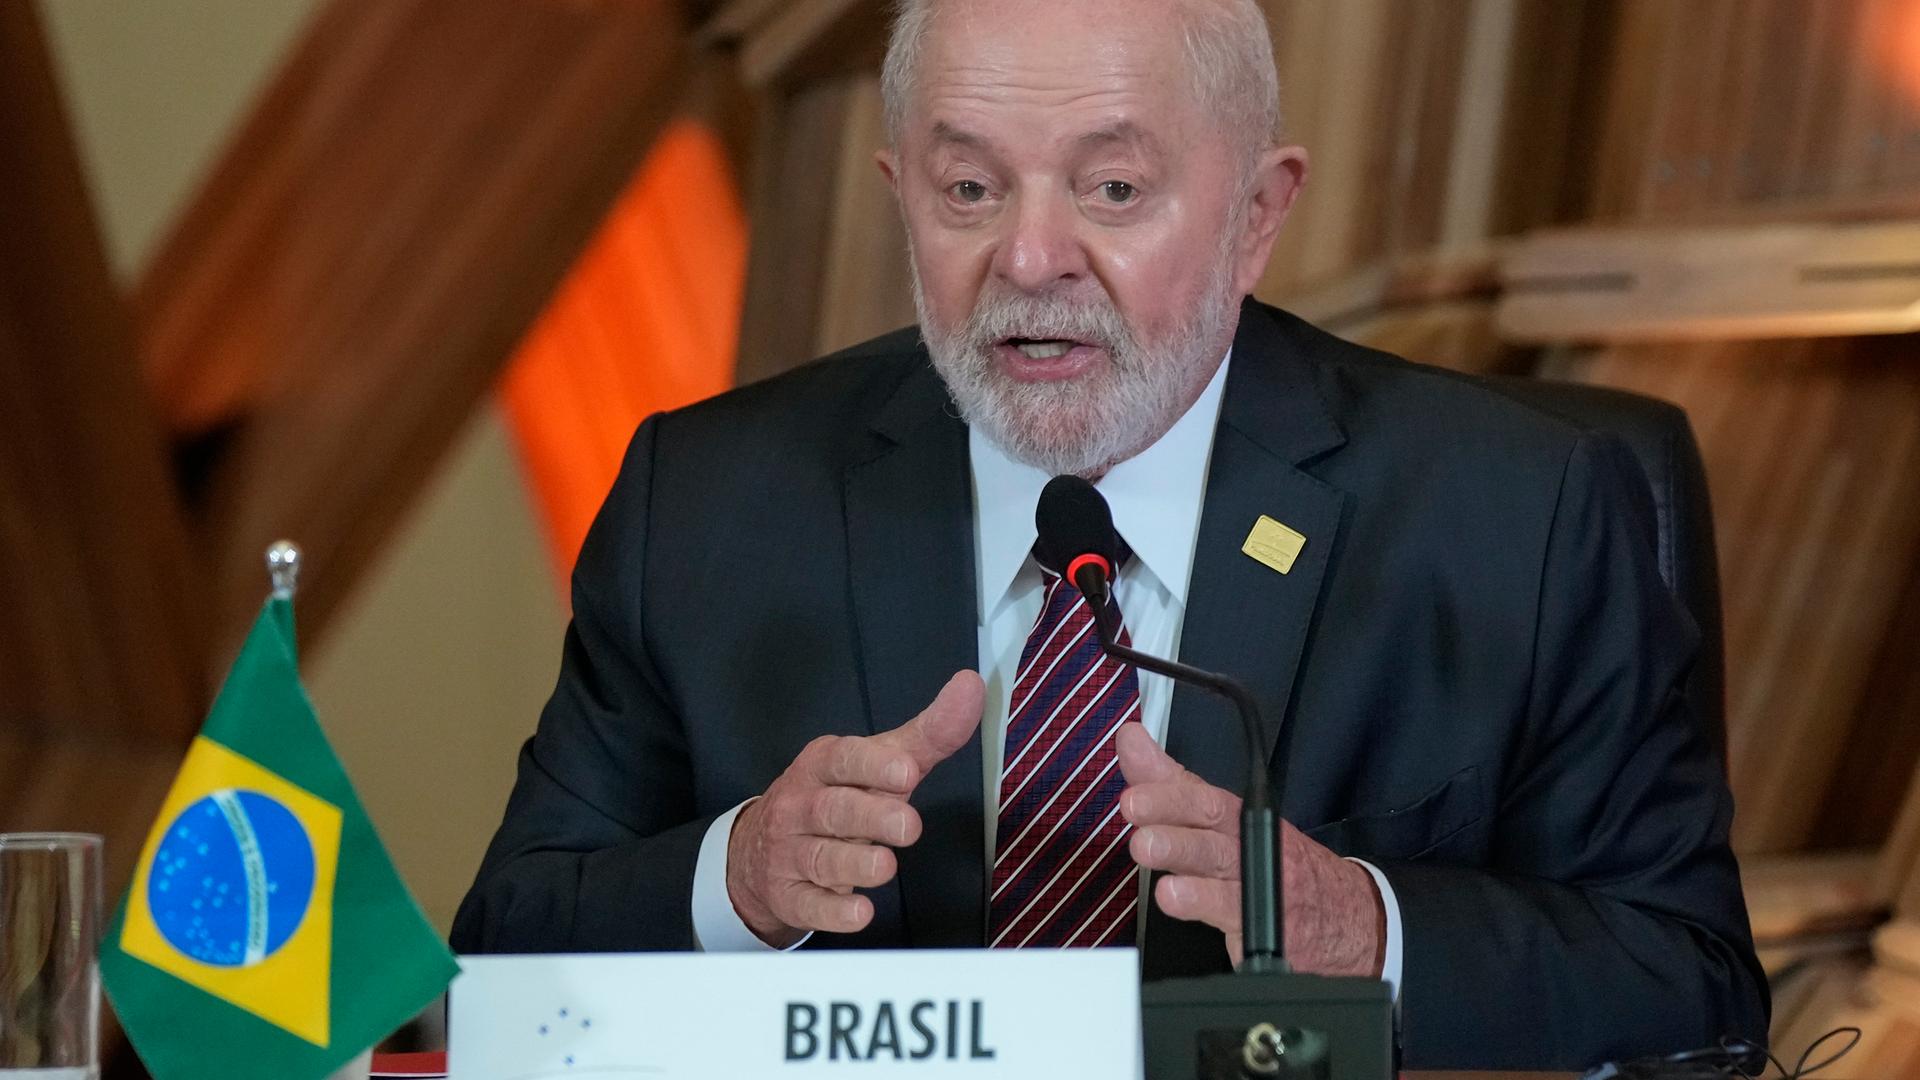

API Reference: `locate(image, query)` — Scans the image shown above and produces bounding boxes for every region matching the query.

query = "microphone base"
[1142,971,1393,1080]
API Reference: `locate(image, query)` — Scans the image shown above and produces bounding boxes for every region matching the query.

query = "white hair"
[880,0,1283,161]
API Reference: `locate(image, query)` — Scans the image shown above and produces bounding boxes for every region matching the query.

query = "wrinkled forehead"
[906,0,1203,151]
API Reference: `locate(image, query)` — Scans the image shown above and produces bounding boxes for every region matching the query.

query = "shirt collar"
[970,349,1232,622]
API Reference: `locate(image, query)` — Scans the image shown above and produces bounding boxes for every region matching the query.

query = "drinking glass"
[0,834,101,1079]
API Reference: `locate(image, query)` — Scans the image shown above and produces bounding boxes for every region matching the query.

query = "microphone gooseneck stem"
[1070,565,1286,974]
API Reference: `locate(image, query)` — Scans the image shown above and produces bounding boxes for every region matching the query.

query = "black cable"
[1578,1028,1860,1080]
[1787,1026,1861,1079]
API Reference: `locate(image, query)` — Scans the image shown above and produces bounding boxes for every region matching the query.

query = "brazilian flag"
[100,596,458,1079]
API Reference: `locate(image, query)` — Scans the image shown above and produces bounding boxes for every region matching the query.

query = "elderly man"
[454,0,1768,1067]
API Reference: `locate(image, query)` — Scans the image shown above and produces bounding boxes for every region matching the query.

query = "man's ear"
[1233,145,1309,296]
[876,148,901,194]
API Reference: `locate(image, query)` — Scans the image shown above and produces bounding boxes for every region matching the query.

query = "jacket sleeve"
[1379,433,1769,1070]
[451,415,714,953]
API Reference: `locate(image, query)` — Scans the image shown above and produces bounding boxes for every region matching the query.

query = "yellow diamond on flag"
[120,735,343,1047]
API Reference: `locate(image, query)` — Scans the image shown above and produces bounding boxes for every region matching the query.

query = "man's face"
[881,0,1305,476]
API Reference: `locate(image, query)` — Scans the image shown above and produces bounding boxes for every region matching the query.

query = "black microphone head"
[1034,475,1117,576]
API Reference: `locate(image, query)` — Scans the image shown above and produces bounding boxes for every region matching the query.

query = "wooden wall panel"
[812,77,916,357]
[1257,0,1609,300]
[135,0,690,652]
[732,70,913,383]
[1262,0,1397,290]
[1816,540,1920,852]
[1557,336,1920,853]
[734,75,865,384]
[1587,0,1920,223]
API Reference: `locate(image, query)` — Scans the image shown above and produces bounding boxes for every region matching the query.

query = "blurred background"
[5,0,1920,1072]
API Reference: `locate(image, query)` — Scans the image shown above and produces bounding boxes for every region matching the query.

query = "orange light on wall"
[499,119,747,590]
[1870,0,1920,108]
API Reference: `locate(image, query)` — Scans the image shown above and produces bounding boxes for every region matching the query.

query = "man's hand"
[1116,724,1384,974]
[726,671,985,946]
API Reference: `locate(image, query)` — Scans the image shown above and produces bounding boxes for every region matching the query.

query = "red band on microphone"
[1065,552,1112,584]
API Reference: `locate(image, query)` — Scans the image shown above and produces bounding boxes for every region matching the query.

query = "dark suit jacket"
[452,299,1768,1069]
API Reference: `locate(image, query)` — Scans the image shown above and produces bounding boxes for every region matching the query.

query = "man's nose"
[990,194,1088,293]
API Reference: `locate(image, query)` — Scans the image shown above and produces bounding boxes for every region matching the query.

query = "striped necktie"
[988,549,1143,948]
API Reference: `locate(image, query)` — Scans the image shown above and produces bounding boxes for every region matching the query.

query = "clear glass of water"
[0,834,101,1079]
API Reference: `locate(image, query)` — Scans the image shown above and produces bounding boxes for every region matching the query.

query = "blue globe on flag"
[148,789,316,967]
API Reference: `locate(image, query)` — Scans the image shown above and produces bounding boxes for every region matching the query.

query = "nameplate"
[448,949,1140,1078]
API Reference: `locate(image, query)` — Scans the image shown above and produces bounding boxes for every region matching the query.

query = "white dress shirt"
[690,351,1401,999]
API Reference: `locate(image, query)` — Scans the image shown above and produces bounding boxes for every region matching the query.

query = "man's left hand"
[1116,724,1385,974]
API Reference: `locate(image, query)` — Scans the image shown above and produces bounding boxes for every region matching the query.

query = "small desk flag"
[101,595,458,1079]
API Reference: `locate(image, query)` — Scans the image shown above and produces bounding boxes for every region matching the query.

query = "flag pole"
[281,537,370,1080]
[267,540,302,600]
[270,539,385,1080]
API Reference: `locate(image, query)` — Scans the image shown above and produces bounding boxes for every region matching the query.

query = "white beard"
[915,247,1240,478]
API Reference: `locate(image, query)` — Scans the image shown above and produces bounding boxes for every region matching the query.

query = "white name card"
[448,949,1140,1079]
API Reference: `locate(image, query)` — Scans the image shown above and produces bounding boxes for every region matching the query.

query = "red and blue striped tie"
[988,553,1143,948]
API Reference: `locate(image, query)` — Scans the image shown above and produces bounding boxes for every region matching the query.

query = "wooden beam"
[134,0,691,649]
[1265,245,1512,375]
[1499,220,1920,343]
[0,0,207,746]
[0,12,208,1068]
[738,0,875,88]
[1275,244,1503,331]
[1740,850,1887,946]
[698,0,788,45]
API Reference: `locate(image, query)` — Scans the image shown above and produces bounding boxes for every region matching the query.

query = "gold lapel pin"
[1242,515,1306,575]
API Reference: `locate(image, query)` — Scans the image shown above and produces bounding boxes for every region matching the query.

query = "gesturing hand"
[1115,724,1384,974]
[726,671,985,946]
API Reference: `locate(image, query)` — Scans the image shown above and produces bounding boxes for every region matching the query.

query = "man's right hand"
[726,670,985,946]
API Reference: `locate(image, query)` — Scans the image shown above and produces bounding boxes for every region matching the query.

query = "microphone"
[1033,475,1283,975]
[1036,476,1392,1079]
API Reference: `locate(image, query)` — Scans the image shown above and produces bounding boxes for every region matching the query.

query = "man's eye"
[949,180,988,204]
[1099,180,1137,204]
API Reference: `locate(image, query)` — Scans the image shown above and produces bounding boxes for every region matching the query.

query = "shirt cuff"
[1345,858,1402,1001]
[691,799,813,952]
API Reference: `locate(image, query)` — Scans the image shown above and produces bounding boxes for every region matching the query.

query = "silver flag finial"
[267,541,303,599]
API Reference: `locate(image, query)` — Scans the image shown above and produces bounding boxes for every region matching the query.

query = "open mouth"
[992,336,1106,383]
[1005,337,1087,359]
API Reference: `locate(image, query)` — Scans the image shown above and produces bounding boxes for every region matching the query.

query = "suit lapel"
[1166,302,1348,792]
[1148,302,1349,978]
[844,363,985,948]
